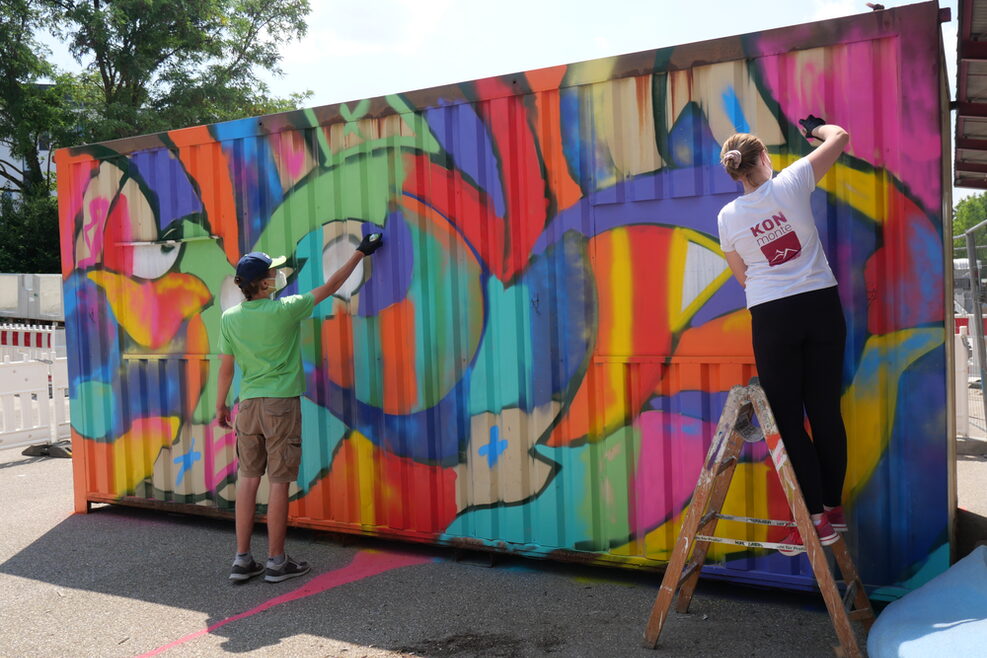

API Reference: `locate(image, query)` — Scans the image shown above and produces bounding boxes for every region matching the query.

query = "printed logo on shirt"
[749,212,801,267]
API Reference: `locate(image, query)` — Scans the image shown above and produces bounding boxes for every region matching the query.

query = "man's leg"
[235,475,262,554]
[266,481,290,557]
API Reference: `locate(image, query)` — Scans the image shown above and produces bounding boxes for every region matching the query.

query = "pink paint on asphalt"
[138,550,430,657]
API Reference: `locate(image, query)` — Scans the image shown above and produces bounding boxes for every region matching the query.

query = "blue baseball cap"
[235,252,287,282]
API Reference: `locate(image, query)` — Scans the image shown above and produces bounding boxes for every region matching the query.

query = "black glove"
[799,114,826,140]
[357,232,383,255]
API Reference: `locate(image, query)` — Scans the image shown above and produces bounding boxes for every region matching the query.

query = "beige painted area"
[665,60,785,147]
[455,402,560,509]
[593,75,664,178]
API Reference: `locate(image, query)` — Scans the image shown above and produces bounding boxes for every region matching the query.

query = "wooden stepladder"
[642,380,875,657]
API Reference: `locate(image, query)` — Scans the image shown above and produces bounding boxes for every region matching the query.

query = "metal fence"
[955,221,987,436]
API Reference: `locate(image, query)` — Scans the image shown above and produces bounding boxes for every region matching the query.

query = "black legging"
[750,286,848,514]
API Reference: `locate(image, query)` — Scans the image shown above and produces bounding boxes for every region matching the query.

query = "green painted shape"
[404,208,484,410]
[177,233,234,423]
[71,380,117,439]
[468,276,533,415]
[575,424,639,551]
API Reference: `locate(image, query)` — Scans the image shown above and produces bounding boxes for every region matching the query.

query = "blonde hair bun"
[721,149,742,169]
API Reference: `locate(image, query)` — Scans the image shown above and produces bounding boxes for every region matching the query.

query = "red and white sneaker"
[777,516,839,557]
[825,506,847,533]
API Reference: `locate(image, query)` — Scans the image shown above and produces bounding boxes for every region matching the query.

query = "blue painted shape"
[173,438,202,486]
[212,120,285,253]
[63,274,120,392]
[356,211,414,316]
[524,232,595,409]
[667,102,722,167]
[424,102,506,217]
[478,425,508,467]
[468,277,533,414]
[720,87,750,133]
[296,396,349,491]
[129,149,203,228]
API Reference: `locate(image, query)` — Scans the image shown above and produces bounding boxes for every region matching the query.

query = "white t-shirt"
[717,158,837,309]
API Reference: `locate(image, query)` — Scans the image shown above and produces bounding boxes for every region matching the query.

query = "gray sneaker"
[229,559,265,582]
[264,555,310,583]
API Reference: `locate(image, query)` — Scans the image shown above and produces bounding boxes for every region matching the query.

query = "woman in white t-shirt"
[717,116,850,555]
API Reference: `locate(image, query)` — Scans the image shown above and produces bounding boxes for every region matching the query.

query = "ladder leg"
[831,538,876,630]
[749,385,864,658]
[675,430,745,614]
[642,387,748,648]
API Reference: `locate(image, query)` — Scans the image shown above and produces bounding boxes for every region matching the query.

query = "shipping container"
[55,1,952,599]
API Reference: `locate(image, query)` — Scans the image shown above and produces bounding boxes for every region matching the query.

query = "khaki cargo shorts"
[234,397,302,484]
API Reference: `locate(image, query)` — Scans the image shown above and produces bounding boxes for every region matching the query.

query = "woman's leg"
[751,298,826,514]
[802,288,848,509]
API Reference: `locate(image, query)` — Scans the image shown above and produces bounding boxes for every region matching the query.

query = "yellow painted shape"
[348,431,378,528]
[113,416,180,495]
[841,329,943,502]
[666,228,733,333]
[770,153,889,223]
[599,229,633,432]
[87,271,211,349]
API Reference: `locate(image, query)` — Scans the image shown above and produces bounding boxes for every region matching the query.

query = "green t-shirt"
[218,292,315,400]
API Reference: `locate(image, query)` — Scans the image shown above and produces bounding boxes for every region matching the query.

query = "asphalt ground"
[1,433,983,658]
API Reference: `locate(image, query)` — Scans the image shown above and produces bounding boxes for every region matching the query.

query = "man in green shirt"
[216,232,383,583]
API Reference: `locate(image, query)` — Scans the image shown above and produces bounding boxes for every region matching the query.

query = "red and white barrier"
[0,323,65,361]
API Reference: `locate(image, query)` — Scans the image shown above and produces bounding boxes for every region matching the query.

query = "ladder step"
[848,608,875,623]
[677,560,701,588]
[716,456,737,475]
[842,581,857,611]
[716,513,796,528]
[695,534,805,554]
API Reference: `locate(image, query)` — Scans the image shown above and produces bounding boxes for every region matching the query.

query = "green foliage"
[0,192,60,273]
[0,0,313,272]
[47,0,313,142]
[955,192,987,248]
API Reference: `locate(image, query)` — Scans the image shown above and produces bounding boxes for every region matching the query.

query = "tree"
[45,0,312,143]
[955,191,987,256]
[0,0,312,272]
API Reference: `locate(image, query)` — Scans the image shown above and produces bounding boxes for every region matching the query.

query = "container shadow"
[0,504,846,656]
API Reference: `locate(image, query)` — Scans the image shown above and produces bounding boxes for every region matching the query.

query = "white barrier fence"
[0,353,70,452]
[0,323,66,361]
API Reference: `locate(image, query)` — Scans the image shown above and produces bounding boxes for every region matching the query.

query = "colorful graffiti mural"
[56,3,948,596]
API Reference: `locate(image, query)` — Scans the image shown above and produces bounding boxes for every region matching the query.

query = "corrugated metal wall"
[55,2,949,598]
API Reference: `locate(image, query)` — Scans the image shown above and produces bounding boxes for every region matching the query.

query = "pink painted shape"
[628,411,712,537]
[203,421,238,493]
[279,134,309,180]
[78,198,110,268]
[755,37,940,213]
[138,550,430,657]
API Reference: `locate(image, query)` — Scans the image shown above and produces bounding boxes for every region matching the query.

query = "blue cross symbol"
[478,425,508,468]
[173,438,202,486]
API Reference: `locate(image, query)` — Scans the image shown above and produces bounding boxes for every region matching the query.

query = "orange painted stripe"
[527,66,583,213]
[322,302,355,389]
[379,296,418,415]
[168,126,240,265]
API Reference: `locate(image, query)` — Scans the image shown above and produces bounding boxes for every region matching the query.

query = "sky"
[41,0,971,200]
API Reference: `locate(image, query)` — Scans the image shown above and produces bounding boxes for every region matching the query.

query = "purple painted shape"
[628,410,711,536]
[129,150,203,228]
[357,211,414,316]
[531,168,735,256]
[424,101,506,217]
[689,277,746,327]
